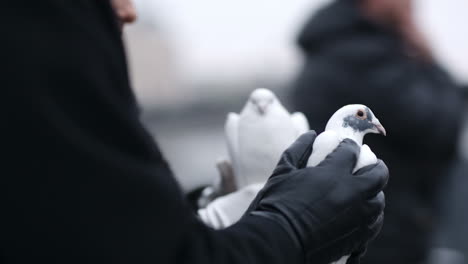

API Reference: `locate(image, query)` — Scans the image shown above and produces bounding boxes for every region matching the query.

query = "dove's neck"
[325,124,365,146]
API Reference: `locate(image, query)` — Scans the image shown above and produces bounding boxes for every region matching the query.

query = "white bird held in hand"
[226,88,310,189]
[307,104,386,264]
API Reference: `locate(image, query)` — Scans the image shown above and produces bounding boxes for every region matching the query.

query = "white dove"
[226,88,310,189]
[198,88,309,229]
[307,104,386,264]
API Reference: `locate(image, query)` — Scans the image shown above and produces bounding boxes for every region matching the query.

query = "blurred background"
[123,0,468,263]
[123,0,468,191]
[124,0,328,191]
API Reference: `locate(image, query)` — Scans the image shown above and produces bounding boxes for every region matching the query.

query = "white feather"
[307,131,341,167]
[291,112,311,136]
[333,257,349,264]
[354,144,377,173]
[198,183,264,229]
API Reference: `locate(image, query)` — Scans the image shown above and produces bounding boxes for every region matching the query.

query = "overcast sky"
[130,0,468,83]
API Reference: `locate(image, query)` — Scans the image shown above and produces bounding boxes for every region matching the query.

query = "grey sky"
[131,0,468,83]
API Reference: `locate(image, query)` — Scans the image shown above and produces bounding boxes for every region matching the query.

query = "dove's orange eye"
[356,110,366,120]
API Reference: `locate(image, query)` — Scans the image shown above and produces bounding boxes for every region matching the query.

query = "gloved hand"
[243,131,388,264]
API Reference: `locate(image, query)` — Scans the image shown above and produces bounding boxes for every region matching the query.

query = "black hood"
[297,0,388,53]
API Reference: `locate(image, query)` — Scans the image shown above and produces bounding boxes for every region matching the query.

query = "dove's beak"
[257,107,265,115]
[373,122,387,136]
[256,104,269,115]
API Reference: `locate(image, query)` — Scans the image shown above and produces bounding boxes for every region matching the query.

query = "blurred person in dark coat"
[428,119,468,264]
[428,159,468,264]
[290,0,466,263]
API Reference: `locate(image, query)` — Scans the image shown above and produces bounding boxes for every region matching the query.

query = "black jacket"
[431,159,468,260]
[291,1,465,263]
[2,1,301,263]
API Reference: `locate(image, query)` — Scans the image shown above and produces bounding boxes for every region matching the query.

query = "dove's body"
[307,104,385,264]
[308,133,377,264]
[199,89,309,229]
[226,88,309,189]
[198,89,309,229]
[236,108,304,187]
[308,132,377,173]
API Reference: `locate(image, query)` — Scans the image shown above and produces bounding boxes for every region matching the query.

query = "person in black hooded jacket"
[290,0,466,263]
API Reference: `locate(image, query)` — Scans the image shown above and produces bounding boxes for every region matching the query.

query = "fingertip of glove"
[338,139,360,155]
[341,138,358,146]
[298,130,318,143]
[325,139,360,167]
[354,160,389,192]
[373,160,390,188]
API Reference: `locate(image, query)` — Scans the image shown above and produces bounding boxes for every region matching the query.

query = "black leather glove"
[243,131,388,264]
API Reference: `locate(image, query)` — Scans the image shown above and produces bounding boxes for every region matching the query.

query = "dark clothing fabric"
[432,159,468,257]
[2,1,301,263]
[291,1,465,263]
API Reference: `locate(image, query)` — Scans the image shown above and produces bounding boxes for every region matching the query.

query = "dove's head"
[246,88,278,115]
[325,104,386,145]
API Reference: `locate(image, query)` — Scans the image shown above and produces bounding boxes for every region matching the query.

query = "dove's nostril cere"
[253,101,272,115]
[257,105,268,115]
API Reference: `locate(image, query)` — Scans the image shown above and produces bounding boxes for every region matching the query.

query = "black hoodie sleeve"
[1,1,301,263]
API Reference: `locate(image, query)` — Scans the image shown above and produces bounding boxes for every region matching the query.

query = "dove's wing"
[225,113,240,173]
[353,144,377,173]
[307,130,341,167]
[291,112,310,136]
[198,183,264,229]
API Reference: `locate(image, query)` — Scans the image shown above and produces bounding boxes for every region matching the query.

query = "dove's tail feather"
[331,255,350,264]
